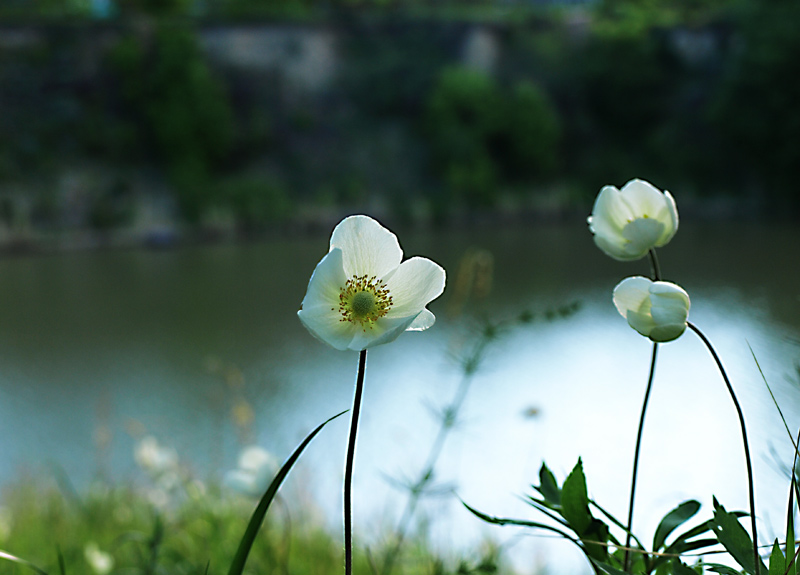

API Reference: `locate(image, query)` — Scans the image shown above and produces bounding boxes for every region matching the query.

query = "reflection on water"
[0,221,797,574]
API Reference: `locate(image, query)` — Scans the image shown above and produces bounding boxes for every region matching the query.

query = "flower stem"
[687,321,760,575]
[344,349,368,575]
[624,341,658,572]
[648,249,662,281]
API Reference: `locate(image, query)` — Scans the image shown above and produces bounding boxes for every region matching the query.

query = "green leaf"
[582,517,610,562]
[561,459,592,536]
[705,563,745,575]
[711,499,766,575]
[538,463,561,505]
[592,559,629,575]
[768,539,785,575]
[227,410,347,575]
[671,561,701,575]
[653,500,701,551]
[0,550,49,575]
[461,501,578,542]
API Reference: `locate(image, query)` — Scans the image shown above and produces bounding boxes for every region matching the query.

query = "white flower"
[613,276,690,343]
[84,542,114,575]
[224,445,279,498]
[298,215,446,351]
[134,436,178,476]
[588,179,678,261]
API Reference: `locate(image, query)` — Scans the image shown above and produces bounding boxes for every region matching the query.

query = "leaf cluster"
[466,459,721,575]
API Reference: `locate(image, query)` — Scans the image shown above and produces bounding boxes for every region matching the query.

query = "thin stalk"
[381,332,492,575]
[687,321,760,575]
[624,341,659,572]
[345,349,368,575]
[648,249,662,281]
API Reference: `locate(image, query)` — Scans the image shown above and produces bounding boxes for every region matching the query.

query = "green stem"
[648,249,662,281]
[345,349,368,575]
[687,321,760,575]
[624,341,658,573]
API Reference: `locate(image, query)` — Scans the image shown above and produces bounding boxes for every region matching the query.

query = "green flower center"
[337,274,393,329]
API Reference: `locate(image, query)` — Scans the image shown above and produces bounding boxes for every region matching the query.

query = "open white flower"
[588,179,678,261]
[298,215,446,351]
[613,276,690,342]
[224,445,279,498]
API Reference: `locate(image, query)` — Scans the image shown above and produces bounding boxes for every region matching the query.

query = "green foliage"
[109,23,235,222]
[216,176,292,234]
[711,0,800,209]
[424,67,561,210]
[467,460,720,575]
[709,499,766,575]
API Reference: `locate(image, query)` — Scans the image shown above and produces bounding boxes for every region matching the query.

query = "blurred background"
[0,0,800,573]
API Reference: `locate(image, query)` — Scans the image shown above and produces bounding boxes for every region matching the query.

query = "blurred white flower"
[298,215,446,351]
[134,436,178,476]
[84,542,114,575]
[588,179,678,261]
[613,276,690,342]
[224,445,279,498]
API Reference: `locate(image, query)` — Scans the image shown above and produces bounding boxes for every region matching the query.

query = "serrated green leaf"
[562,458,592,536]
[654,500,701,551]
[711,500,766,575]
[227,410,346,575]
[538,463,561,505]
[768,539,784,575]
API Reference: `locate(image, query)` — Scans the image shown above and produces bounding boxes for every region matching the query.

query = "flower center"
[337,275,393,328]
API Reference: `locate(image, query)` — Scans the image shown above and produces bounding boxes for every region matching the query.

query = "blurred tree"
[110,23,235,222]
[711,0,800,210]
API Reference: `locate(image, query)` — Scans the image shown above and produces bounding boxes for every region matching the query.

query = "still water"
[0,220,798,573]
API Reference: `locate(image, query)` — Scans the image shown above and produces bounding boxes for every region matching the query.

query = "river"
[0,219,797,574]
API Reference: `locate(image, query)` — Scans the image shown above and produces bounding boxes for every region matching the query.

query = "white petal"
[621,217,665,258]
[298,306,359,351]
[592,233,632,261]
[618,179,668,216]
[407,308,435,331]
[384,257,446,317]
[348,314,419,351]
[588,185,634,238]
[654,190,679,246]
[626,309,655,337]
[299,248,346,311]
[649,323,687,342]
[330,215,403,279]
[612,276,653,319]
[649,282,690,326]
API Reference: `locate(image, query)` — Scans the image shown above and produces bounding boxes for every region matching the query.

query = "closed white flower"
[613,276,690,342]
[588,179,678,261]
[298,215,446,351]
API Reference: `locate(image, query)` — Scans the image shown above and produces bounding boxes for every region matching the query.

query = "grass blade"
[227,410,347,575]
[0,550,50,575]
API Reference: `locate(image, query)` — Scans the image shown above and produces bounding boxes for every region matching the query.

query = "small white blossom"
[224,445,279,498]
[298,215,446,351]
[134,436,178,476]
[84,542,114,575]
[588,179,678,261]
[613,276,690,342]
